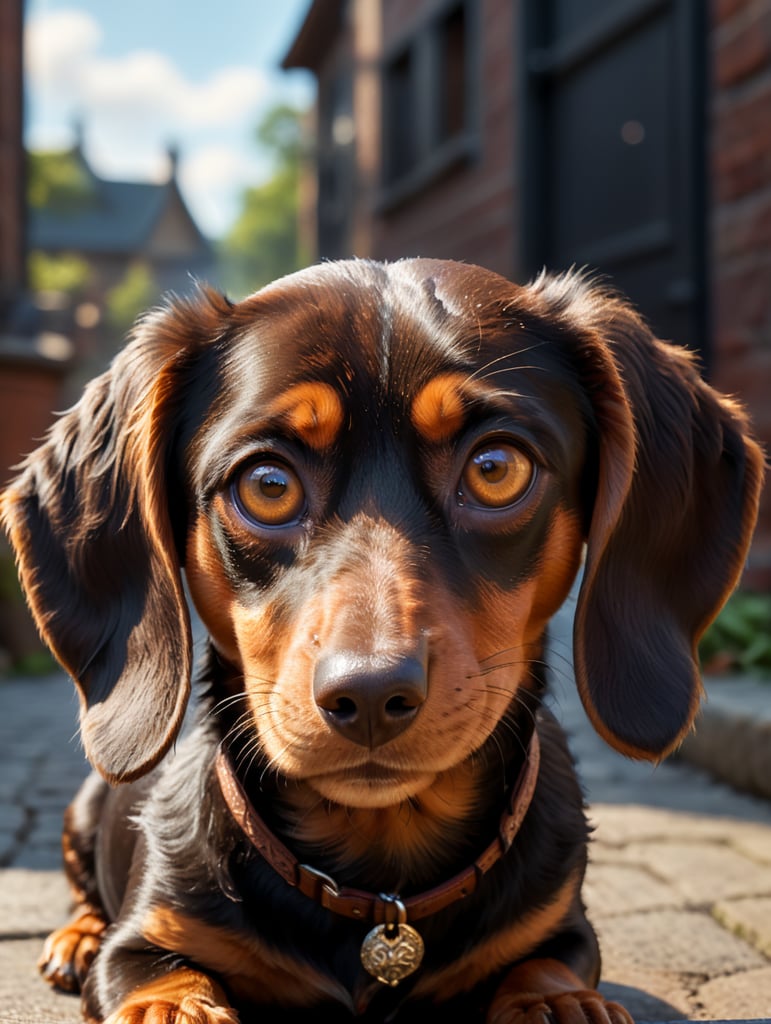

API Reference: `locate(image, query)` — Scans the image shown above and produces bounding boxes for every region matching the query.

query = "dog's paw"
[38,909,106,992]
[102,971,238,1024]
[488,989,634,1024]
[104,995,239,1024]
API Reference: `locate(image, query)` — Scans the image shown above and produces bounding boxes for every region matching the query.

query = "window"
[317,69,355,257]
[437,4,467,145]
[383,48,415,185]
[380,0,478,208]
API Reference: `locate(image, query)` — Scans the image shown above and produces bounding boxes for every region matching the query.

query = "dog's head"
[1,259,764,799]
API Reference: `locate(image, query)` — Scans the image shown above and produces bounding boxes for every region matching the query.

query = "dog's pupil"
[260,471,287,498]
[480,456,505,482]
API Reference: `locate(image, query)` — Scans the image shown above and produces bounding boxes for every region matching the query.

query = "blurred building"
[284,0,771,588]
[29,133,214,304]
[0,0,71,492]
[0,0,71,666]
[26,132,214,397]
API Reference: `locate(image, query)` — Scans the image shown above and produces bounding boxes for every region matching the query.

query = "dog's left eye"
[459,442,534,509]
[234,460,306,527]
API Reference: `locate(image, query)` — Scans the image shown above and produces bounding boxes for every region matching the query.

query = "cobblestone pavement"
[552,672,771,1023]
[0,673,90,1024]
[0,598,770,1023]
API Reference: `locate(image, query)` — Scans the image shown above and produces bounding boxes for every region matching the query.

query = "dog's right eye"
[458,442,535,509]
[233,460,306,528]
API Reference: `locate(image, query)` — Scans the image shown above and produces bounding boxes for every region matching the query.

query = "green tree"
[27,150,96,295]
[219,104,308,297]
[27,150,94,211]
[28,250,90,295]
[106,262,158,335]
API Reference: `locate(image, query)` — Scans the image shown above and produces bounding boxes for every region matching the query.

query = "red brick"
[715,261,771,331]
[710,332,771,579]
[714,345,771,392]
[715,10,771,86]
[713,78,771,200]
[714,190,771,258]
[713,326,756,361]
[713,0,757,25]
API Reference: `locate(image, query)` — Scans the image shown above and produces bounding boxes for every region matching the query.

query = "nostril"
[313,651,428,747]
[322,695,358,721]
[385,693,419,715]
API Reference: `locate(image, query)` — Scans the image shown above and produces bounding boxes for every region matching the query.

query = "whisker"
[206,692,249,720]
[477,364,548,383]
[463,342,549,383]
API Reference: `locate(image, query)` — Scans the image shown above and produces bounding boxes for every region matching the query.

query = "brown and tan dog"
[1,258,764,1023]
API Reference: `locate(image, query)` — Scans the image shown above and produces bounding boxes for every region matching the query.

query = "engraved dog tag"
[360,922,424,986]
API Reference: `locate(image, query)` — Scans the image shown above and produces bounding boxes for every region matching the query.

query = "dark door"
[520,0,707,359]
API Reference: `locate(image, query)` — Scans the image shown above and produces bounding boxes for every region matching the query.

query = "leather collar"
[215,728,540,926]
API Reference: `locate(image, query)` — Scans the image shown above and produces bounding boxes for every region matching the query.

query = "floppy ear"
[535,272,766,761]
[0,287,232,783]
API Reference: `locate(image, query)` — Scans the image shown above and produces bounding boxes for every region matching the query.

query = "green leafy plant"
[28,249,91,294]
[699,591,771,678]
[27,149,95,211]
[0,553,57,676]
[218,102,308,297]
[106,261,158,334]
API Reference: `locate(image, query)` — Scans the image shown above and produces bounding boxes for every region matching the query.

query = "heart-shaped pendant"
[360,921,425,986]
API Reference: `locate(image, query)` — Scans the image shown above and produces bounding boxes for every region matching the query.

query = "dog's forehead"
[221,259,558,399]
[190,259,581,476]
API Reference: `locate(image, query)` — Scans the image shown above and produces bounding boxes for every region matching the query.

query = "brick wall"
[0,0,24,298]
[711,0,771,585]
[374,0,519,279]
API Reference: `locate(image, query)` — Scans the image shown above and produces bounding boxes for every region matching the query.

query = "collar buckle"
[298,863,340,901]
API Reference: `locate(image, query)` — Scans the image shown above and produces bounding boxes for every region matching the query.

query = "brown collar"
[215,728,540,926]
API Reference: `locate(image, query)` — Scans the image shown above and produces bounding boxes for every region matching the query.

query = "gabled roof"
[28,145,211,257]
[282,0,344,71]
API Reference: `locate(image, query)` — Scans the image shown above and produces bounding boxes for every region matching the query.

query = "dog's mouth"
[307,762,437,808]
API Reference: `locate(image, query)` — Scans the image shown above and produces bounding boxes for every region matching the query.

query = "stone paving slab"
[678,677,771,802]
[0,870,72,938]
[714,897,771,958]
[593,909,767,976]
[599,969,694,1021]
[583,801,771,1021]
[613,841,771,903]
[693,968,771,1021]
[586,804,771,843]
[731,829,771,866]
[584,861,682,914]
[0,937,82,1023]
[679,710,771,802]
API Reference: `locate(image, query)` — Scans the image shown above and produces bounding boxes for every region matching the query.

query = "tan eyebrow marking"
[411,372,471,443]
[267,382,344,450]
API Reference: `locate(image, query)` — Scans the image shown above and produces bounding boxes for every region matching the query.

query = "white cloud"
[183,143,267,194]
[23,7,288,237]
[180,143,270,237]
[25,9,102,93]
[26,10,268,131]
[78,52,268,128]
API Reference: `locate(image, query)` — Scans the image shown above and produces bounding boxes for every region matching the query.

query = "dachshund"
[1,258,764,1024]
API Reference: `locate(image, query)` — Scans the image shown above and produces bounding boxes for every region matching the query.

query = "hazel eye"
[459,443,534,508]
[234,460,306,527]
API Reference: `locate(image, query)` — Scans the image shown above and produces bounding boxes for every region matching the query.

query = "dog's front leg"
[85,963,238,1024]
[487,959,632,1024]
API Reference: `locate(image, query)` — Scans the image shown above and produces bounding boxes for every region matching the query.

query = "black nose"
[313,652,428,748]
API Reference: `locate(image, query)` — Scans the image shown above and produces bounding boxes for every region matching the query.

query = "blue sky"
[24,0,315,238]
